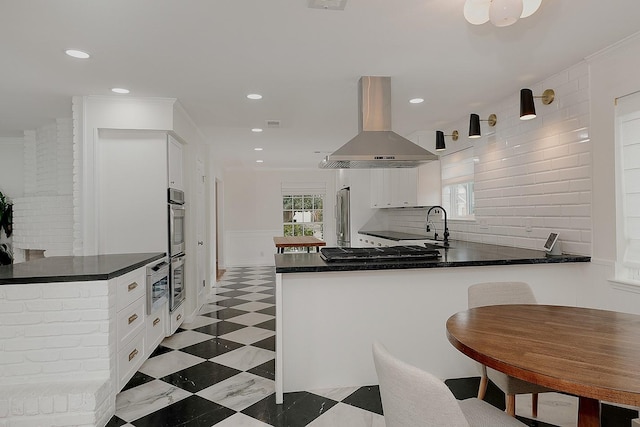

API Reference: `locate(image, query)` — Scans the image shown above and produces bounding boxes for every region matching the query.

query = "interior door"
[196,158,206,301]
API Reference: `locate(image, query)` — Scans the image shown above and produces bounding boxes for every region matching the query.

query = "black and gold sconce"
[468,113,497,139]
[435,130,459,152]
[520,88,555,120]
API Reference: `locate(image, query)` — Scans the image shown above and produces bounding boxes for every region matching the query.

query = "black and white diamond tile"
[110,266,616,427]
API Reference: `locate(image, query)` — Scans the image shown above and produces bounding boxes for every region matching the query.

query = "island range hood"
[319,76,438,169]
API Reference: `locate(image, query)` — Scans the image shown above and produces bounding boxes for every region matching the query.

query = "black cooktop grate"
[320,246,441,262]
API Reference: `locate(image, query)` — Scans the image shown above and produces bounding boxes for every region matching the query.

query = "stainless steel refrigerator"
[336,187,350,247]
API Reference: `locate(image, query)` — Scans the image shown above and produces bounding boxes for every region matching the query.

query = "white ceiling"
[1,0,640,169]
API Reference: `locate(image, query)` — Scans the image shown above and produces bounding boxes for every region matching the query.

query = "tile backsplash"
[369,62,591,256]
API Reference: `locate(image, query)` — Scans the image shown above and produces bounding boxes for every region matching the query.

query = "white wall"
[584,33,640,313]
[0,136,25,199]
[438,62,591,255]
[223,168,336,267]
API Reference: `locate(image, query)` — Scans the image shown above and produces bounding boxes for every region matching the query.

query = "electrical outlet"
[478,219,489,230]
[524,218,532,233]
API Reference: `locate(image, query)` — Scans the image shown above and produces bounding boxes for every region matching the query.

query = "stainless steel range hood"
[319,76,438,169]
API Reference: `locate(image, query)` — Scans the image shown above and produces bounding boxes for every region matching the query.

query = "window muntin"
[282,194,324,251]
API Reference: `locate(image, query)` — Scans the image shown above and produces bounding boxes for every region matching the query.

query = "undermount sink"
[423,242,453,250]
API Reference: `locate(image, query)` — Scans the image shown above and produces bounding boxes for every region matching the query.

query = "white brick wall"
[12,119,75,261]
[381,62,592,256]
[0,281,111,384]
[0,280,115,426]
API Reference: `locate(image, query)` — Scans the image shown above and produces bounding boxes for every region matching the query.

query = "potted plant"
[0,191,12,238]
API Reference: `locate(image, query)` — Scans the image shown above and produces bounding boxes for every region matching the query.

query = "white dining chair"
[372,341,527,427]
[468,281,555,418]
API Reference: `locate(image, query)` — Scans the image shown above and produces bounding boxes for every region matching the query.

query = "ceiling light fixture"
[520,88,555,120]
[247,93,262,100]
[409,98,424,104]
[251,128,263,133]
[111,88,130,94]
[464,0,542,27]
[254,147,263,151]
[435,130,459,152]
[65,49,90,59]
[256,160,264,163]
[469,113,497,138]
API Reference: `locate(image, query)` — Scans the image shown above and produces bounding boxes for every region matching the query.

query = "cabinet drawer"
[117,330,145,392]
[117,268,146,311]
[146,304,167,355]
[167,303,185,336]
[117,297,145,348]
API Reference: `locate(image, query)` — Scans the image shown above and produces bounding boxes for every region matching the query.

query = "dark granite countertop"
[0,253,166,285]
[275,240,590,273]
[360,230,431,241]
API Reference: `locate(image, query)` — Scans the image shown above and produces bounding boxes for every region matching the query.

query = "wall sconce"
[520,88,555,120]
[469,113,497,139]
[435,130,459,152]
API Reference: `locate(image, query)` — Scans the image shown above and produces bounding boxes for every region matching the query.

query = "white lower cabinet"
[168,303,185,336]
[115,265,148,391]
[356,234,394,247]
[146,302,168,355]
[117,330,145,391]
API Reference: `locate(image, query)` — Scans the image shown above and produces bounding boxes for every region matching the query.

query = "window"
[282,194,324,240]
[441,147,475,220]
[615,92,640,283]
[281,182,326,253]
[443,181,475,218]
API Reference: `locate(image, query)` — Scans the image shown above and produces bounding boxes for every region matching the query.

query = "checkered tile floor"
[108,267,385,427]
[108,266,637,427]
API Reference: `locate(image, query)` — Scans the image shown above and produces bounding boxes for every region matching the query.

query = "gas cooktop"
[320,246,441,262]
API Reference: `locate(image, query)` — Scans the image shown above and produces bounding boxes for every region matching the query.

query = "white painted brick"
[0,399,8,417]
[25,350,61,363]
[25,322,100,337]
[2,314,43,326]
[4,287,42,301]
[53,394,67,413]
[42,361,82,375]
[24,300,63,312]
[0,302,24,314]
[61,347,99,361]
[39,396,54,414]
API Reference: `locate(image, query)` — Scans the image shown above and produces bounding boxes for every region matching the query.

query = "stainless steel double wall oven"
[168,188,186,311]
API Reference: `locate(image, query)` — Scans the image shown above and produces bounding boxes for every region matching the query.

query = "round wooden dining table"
[446,304,640,427]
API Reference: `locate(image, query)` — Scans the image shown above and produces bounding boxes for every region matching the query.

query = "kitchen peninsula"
[274,241,590,403]
[0,253,165,427]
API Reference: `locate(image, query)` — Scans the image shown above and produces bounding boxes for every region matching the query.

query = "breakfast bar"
[0,253,165,427]
[274,241,590,403]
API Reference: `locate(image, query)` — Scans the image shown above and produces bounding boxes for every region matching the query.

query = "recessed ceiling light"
[65,49,90,59]
[247,94,262,100]
[254,147,263,151]
[256,160,264,163]
[111,88,130,94]
[409,98,424,104]
[251,128,263,133]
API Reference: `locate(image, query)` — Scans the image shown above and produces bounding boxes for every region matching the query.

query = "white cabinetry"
[370,169,417,208]
[97,130,167,254]
[168,135,184,190]
[146,301,168,355]
[356,233,394,247]
[168,302,185,336]
[115,267,147,392]
[370,162,441,208]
